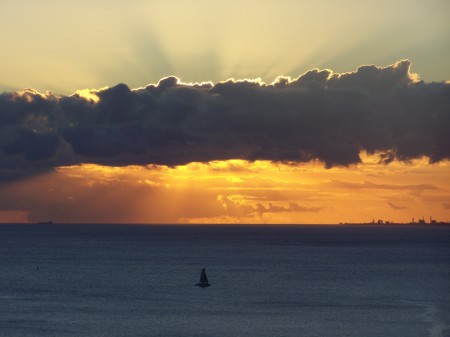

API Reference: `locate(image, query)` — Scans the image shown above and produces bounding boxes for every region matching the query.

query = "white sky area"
[0,0,449,94]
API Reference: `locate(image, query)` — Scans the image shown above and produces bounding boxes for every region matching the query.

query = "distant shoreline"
[0,222,448,227]
[340,222,450,227]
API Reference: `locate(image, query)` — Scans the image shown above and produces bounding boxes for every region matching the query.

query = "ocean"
[1,224,449,337]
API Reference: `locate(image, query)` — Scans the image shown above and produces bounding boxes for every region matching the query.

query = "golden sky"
[1,155,449,224]
[0,1,449,224]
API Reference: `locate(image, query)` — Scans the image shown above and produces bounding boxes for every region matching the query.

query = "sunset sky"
[0,1,449,224]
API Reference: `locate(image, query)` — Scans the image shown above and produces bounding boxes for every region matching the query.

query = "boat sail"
[195,268,211,287]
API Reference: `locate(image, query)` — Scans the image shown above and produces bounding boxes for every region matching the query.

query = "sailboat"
[195,268,211,287]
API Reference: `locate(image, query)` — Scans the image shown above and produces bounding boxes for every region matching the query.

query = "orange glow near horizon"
[1,154,449,224]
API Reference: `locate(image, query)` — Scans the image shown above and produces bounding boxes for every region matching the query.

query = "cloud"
[1,60,449,181]
[217,195,323,217]
[326,180,438,192]
[387,201,408,210]
[256,202,324,214]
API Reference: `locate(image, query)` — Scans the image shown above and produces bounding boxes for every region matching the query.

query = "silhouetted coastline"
[341,217,450,227]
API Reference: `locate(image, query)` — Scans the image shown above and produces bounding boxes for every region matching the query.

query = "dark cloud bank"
[1,60,449,181]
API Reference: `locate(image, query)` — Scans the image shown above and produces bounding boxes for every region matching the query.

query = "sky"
[0,1,449,224]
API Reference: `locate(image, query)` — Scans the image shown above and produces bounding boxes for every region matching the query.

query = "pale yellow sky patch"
[1,0,448,93]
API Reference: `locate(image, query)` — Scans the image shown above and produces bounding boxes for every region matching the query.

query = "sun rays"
[1,1,448,94]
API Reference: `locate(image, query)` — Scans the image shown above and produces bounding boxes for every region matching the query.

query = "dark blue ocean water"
[0,224,449,337]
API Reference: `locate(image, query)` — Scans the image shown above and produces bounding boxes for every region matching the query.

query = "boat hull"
[195,283,211,287]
